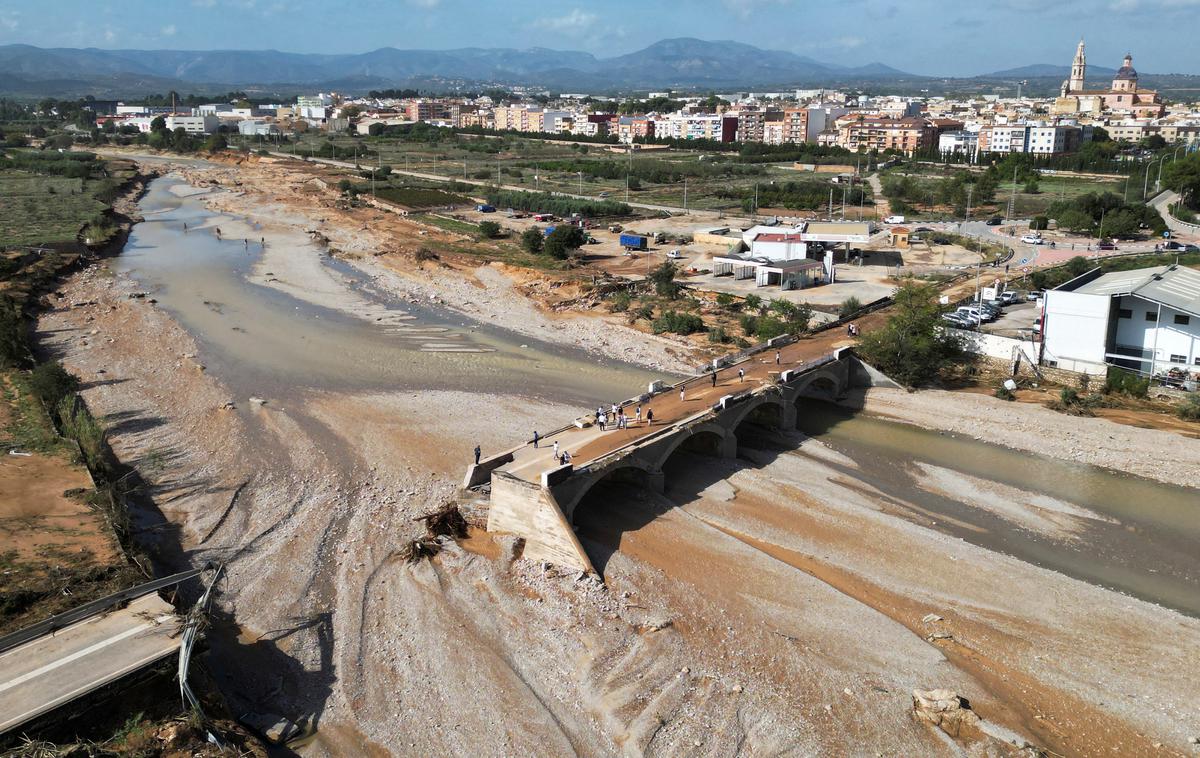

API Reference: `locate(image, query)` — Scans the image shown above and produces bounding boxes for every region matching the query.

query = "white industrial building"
[1041,265,1200,378]
[711,221,872,290]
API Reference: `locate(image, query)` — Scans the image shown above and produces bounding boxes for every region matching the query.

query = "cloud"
[103,27,117,43]
[406,0,441,6]
[0,11,18,31]
[532,8,598,32]
[722,0,791,18]
[161,23,177,36]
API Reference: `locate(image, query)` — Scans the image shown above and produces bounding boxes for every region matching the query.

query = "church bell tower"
[1068,39,1086,93]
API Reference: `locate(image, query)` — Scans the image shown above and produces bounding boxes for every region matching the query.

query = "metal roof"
[1072,265,1200,316]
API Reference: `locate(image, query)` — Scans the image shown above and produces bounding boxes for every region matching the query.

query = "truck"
[476,204,496,213]
[883,215,905,224]
[533,213,554,222]
[543,225,556,237]
[619,233,649,251]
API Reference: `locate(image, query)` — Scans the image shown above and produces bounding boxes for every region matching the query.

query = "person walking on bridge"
[711,371,717,388]
[636,405,642,424]
[646,408,654,425]
[680,385,686,402]
[553,440,560,460]
[776,351,781,365]
[473,445,481,465]
[739,368,745,383]
[532,430,540,448]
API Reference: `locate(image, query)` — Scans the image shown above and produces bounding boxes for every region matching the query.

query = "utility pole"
[753,182,759,219]
[577,171,583,195]
[828,186,834,220]
[1006,164,1018,222]
[966,185,973,221]
[684,177,688,212]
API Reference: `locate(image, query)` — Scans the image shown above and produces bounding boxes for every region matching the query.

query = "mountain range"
[0,39,1194,98]
[0,38,912,95]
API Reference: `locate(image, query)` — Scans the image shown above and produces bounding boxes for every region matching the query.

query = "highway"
[0,593,181,735]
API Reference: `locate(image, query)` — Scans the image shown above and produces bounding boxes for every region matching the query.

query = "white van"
[883,215,906,224]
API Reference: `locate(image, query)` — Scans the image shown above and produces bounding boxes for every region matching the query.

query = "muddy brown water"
[793,401,1200,617]
[114,175,652,406]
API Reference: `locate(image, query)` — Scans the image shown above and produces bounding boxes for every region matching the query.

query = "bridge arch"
[559,460,661,523]
[790,368,844,401]
[650,422,733,471]
[726,393,789,432]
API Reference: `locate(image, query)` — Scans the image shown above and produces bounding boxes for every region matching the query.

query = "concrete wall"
[951,329,1038,364]
[486,474,593,572]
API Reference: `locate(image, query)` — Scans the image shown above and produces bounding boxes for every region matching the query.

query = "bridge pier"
[717,433,738,459]
[646,468,666,493]
[781,404,797,430]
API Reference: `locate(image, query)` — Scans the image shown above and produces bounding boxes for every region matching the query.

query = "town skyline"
[2,0,1200,77]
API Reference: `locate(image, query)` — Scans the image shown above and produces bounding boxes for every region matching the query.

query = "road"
[0,593,181,735]
[1150,189,1200,241]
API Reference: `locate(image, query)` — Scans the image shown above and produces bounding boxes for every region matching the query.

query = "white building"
[166,115,219,134]
[938,130,978,155]
[1041,265,1200,377]
[712,222,873,289]
[237,119,281,136]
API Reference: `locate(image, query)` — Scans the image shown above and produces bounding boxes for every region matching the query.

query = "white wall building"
[1042,265,1200,377]
[166,115,219,134]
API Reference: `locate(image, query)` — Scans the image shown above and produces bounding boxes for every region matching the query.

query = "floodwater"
[795,401,1200,617]
[114,176,652,405]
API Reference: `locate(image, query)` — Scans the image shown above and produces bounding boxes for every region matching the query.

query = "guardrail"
[0,563,215,655]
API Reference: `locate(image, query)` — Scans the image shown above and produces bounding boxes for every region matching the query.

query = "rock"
[731,684,743,693]
[912,689,980,738]
[1189,736,1199,744]
[922,613,943,624]
[249,396,267,406]
[927,631,952,641]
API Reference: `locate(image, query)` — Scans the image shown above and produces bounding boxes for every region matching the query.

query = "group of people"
[596,402,653,431]
[846,323,860,337]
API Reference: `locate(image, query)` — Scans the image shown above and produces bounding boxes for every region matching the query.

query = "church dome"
[1114,55,1137,80]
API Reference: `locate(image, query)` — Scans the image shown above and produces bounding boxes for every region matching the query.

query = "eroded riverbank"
[35,160,1200,757]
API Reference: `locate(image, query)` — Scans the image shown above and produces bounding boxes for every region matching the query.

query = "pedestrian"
[183,222,188,232]
[597,405,603,420]
[847,323,854,336]
[711,371,717,387]
[562,450,572,465]
[244,238,248,249]
[599,412,607,431]
[553,440,560,459]
[260,237,265,246]
[473,445,481,465]
[611,403,618,418]
[775,351,781,365]
[532,430,540,448]
[680,386,685,402]
[636,405,642,424]
[646,408,654,425]
[739,368,745,383]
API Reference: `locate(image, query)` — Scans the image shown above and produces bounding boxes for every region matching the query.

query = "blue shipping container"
[619,233,648,250]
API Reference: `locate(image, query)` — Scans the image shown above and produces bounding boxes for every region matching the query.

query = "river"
[119,173,1199,619]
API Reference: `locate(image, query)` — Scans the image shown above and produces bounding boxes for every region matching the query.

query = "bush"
[707,326,731,343]
[994,385,1015,401]
[1177,394,1200,421]
[743,294,763,313]
[56,395,110,476]
[715,292,736,310]
[609,290,631,312]
[478,220,502,239]
[30,362,79,411]
[0,297,28,367]
[739,314,759,336]
[414,247,438,262]
[652,310,704,335]
[1030,215,1049,231]
[754,316,789,340]
[634,304,654,321]
[1104,367,1149,398]
[839,296,863,319]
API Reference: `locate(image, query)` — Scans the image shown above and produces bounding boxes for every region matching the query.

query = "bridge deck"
[496,331,856,484]
[0,593,181,735]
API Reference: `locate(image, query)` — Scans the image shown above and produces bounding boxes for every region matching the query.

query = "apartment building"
[616,116,656,143]
[781,107,809,143]
[835,115,934,154]
[978,123,1082,155]
[734,109,765,143]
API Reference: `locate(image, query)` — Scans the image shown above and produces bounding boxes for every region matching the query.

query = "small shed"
[890,226,911,248]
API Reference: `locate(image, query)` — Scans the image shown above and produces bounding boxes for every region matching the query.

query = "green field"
[373,186,471,208]
[0,172,106,247]
[279,131,866,215]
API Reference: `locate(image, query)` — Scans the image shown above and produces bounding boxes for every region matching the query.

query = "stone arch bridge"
[464,348,894,573]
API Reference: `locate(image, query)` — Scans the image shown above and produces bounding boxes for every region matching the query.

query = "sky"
[0,0,1198,76]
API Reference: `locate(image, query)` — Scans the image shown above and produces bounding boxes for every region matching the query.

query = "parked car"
[667,249,683,259]
[1097,240,1118,251]
[1000,291,1021,305]
[1020,234,1045,245]
[986,216,1003,226]
[1027,290,1043,302]
[942,313,975,329]
[598,191,609,198]
[883,215,906,224]
[954,307,984,324]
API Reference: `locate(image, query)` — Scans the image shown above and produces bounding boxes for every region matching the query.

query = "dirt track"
[36,153,1200,757]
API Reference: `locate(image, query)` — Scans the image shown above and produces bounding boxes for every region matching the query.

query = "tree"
[478,220,502,239]
[856,282,969,387]
[1163,154,1200,210]
[203,133,227,152]
[150,116,167,133]
[520,227,544,254]
[627,176,642,191]
[543,224,586,259]
[1056,209,1096,234]
[648,260,680,298]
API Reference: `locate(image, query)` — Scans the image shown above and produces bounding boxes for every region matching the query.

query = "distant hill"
[0,38,914,95]
[0,40,1194,99]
